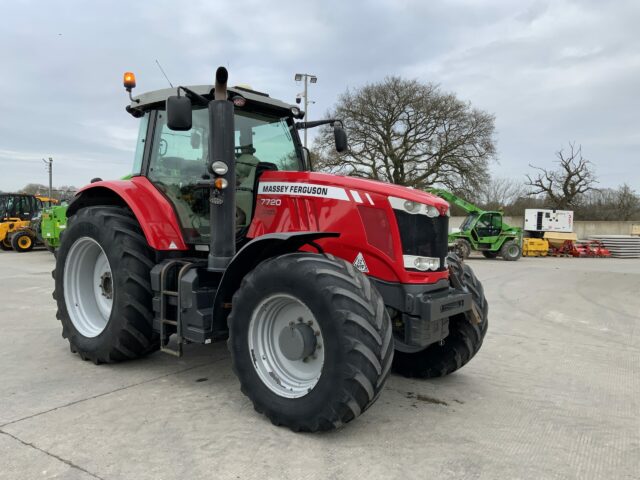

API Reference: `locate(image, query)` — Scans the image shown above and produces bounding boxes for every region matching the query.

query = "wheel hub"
[248,294,325,398]
[278,322,317,361]
[100,272,113,299]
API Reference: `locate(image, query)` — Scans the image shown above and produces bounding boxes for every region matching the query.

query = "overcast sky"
[1,0,638,192]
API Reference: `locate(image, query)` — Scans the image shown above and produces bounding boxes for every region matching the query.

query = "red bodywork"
[249,171,449,284]
[77,172,450,285]
[76,177,188,251]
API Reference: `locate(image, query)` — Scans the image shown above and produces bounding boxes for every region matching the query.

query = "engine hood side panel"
[248,171,449,284]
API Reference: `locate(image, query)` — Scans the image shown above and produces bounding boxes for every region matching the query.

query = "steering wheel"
[159,138,168,157]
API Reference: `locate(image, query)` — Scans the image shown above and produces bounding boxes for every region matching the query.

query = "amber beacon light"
[123,72,136,91]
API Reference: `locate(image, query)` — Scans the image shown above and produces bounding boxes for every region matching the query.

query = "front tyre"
[500,240,522,261]
[392,254,488,378]
[455,238,472,259]
[53,206,158,364]
[11,231,35,252]
[228,253,393,432]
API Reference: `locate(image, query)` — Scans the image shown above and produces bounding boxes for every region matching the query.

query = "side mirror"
[334,125,348,153]
[167,95,192,131]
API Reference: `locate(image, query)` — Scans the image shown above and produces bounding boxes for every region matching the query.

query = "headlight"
[389,196,444,217]
[425,205,440,218]
[404,255,441,271]
[211,161,228,175]
[403,200,422,213]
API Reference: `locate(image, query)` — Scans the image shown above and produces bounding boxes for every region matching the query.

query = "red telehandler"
[53,67,488,431]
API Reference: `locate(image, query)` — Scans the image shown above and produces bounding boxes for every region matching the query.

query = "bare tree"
[575,184,639,221]
[20,183,48,195]
[19,183,77,201]
[313,77,496,191]
[476,177,526,210]
[525,142,597,209]
[615,183,640,220]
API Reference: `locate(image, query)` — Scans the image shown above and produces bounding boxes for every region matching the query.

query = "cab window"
[147,108,302,244]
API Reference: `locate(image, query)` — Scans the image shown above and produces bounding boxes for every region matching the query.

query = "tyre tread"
[392,253,488,378]
[228,252,393,432]
[53,206,158,364]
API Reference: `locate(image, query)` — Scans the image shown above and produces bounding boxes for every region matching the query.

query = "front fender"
[212,231,339,331]
[68,177,187,251]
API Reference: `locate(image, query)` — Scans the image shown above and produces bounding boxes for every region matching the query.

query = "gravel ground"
[0,250,638,480]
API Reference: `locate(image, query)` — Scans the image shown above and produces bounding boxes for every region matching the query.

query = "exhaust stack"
[208,67,236,272]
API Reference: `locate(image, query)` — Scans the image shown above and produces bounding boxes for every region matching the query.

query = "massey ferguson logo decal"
[258,182,350,201]
[262,184,328,195]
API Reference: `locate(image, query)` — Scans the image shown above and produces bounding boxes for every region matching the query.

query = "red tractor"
[53,67,488,431]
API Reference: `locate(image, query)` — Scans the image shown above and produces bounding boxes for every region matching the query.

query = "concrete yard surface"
[0,250,638,480]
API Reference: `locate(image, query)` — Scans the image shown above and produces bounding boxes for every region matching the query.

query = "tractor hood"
[259,171,450,214]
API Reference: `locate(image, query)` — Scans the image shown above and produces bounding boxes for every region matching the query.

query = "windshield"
[460,213,477,231]
[147,107,302,244]
[0,196,9,219]
[1,195,41,220]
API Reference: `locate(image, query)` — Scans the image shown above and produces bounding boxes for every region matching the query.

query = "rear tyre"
[455,239,472,259]
[0,238,11,251]
[481,251,498,259]
[392,254,488,378]
[11,231,35,252]
[53,206,158,364]
[500,240,522,261]
[228,252,393,432]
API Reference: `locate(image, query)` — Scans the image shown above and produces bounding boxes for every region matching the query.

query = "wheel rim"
[19,236,31,248]
[248,294,324,399]
[63,237,113,338]
[508,245,519,257]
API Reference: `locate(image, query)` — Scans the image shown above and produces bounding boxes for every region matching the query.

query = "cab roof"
[131,85,296,112]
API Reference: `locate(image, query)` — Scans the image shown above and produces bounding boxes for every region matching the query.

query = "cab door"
[472,213,502,245]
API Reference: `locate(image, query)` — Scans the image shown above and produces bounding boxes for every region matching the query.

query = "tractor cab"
[128,85,308,245]
[0,193,42,221]
[463,211,504,244]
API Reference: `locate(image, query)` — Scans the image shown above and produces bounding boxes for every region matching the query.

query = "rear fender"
[67,177,187,251]
[212,232,339,332]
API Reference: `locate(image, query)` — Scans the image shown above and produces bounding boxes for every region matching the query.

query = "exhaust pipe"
[208,67,236,272]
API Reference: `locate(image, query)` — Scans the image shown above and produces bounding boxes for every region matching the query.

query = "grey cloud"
[0,0,638,191]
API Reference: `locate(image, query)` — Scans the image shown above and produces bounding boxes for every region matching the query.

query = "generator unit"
[524,209,573,234]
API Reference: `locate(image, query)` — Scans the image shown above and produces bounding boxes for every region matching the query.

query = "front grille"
[393,211,449,270]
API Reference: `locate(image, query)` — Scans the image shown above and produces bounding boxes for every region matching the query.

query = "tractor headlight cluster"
[389,196,444,217]
[403,255,441,271]
[403,200,422,213]
[425,205,440,218]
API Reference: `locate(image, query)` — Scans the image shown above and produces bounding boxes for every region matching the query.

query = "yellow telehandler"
[0,194,57,250]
